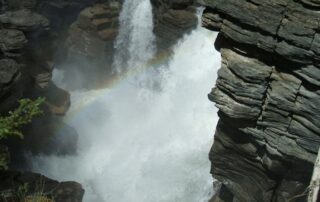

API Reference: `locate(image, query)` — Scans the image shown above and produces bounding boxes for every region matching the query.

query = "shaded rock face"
[59,0,199,89]
[68,2,120,58]
[151,0,198,50]
[0,0,78,156]
[61,1,121,89]
[0,171,84,202]
[0,1,88,199]
[0,59,22,112]
[202,0,320,201]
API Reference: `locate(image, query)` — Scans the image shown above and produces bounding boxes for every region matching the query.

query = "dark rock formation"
[0,59,22,112]
[0,1,76,154]
[0,170,84,202]
[58,0,198,89]
[61,1,121,89]
[0,0,85,195]
[202,0,320,201]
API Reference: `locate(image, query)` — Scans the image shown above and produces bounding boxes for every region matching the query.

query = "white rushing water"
[33,1,221,202]
[112,0,156,73]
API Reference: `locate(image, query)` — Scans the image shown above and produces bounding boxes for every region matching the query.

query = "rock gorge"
[201,0,320,201]
[0,0,319,201]
[0,0,200,201]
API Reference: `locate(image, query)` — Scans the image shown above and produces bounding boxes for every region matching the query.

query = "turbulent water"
[112,0,155,73]
[32,1,221,202]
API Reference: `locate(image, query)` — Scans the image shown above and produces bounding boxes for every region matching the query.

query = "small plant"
[0,179,54,202]
[16,183,29,201]
[0,97,45,169]
[0,97,45,139]
[24,195,54,202]
[20,178,54,202]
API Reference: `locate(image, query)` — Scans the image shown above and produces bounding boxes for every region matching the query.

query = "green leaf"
[0,97,45,169]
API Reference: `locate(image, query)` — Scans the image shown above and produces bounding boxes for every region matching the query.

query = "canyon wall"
[0,0,101,200]
[0,0,105,160]
[201,0,320,201]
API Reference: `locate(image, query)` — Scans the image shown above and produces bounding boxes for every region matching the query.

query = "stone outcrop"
[59,0,198,89]
[0,1,71,115]
[0,0,86,199]
[61,1,121,89]
[151,0,198,50]
[0,170,84,202]
[202,0,320,201]
[0,2,75,148]
[68,2,120,58]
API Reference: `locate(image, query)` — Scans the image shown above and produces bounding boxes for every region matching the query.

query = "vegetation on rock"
[0,97,45,170]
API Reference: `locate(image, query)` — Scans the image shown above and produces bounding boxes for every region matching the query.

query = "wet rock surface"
[202,0,320,201]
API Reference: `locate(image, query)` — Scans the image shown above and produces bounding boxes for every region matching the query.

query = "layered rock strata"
[0,0,78,158]
[60,0,199,88]
[151,0,198,50]
[202,0,320,201]
[61,1,121,89]
[0,1,88,198]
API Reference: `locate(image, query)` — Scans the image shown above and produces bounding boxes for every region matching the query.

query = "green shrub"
[0,98,45,139]
[0,97,45,169]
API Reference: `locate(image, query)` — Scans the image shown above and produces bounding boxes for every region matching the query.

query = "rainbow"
[63,49,173,122]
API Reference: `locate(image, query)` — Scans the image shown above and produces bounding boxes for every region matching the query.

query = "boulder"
[0,171,84,202]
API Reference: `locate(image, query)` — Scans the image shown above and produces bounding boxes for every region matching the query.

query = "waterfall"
[112,0,156,73]
[33,2,221,202]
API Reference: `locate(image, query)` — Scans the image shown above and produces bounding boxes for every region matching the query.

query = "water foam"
[112,0,156,73]
[32,2,221,201]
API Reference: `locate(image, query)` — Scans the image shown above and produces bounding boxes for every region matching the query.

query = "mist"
[31,1,221,201]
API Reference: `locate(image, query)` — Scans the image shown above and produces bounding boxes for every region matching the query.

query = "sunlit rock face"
[202,0,320,201]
